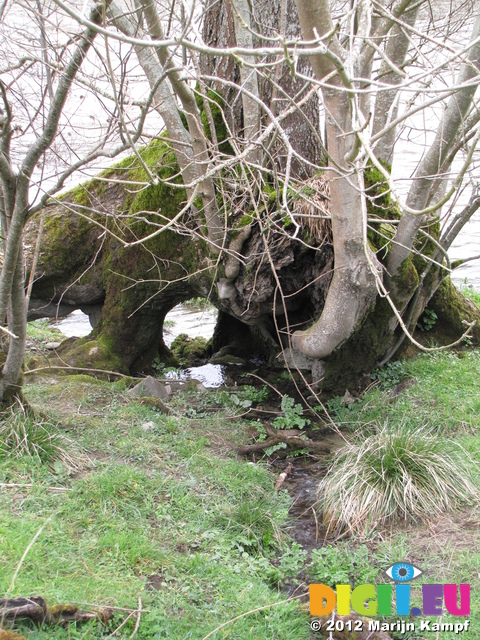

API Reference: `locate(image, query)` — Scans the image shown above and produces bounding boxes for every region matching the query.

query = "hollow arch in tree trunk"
[26,140,480,392]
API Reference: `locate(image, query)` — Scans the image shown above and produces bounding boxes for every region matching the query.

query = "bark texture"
[26,141,334,375]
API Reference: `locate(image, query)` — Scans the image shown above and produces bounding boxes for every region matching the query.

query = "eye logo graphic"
[385,561,422,582]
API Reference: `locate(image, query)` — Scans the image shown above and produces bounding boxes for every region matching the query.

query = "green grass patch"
[318,422,478,534]
[3,347,480,638]
[0,376,310,639]
[317,347,480,638]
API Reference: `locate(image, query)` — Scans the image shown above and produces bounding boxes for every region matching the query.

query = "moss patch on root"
[428,278,480,345]
[170,334,210,365]
[364,162,401,255]
[50,338,128,376]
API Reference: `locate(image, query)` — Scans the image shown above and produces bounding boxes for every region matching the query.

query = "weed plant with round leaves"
[318,422,479,535]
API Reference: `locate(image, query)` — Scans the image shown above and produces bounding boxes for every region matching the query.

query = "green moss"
[170,333,209,364]
[55,337,127,375]
[412,217,441,274]
[393,256,419,296]
[37,136,210,375]
[61,374,105,384]
[56,177,106,207]
[429,278,480,344]
[195,88,233,156]
[364,162,401,254]
[47,603,78,619]
[34,209,102,298]
[236,214,254,228]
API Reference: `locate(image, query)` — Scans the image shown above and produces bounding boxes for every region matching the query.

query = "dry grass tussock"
[292,174,332,243]
[318,422,479,535]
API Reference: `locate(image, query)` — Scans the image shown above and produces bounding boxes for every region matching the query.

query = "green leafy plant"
[264,441,288,456]
[308,544,378,587]
[219,385,269,411]
[241,385,269,404]
[318,422,479,534]
[273,395,310,430]
[417,307,438,332]
[215,495,281,553]
[277,542,308,581]
[370,360,407,388]
[325,395,361,425]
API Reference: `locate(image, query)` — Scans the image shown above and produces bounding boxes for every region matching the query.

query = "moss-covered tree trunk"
[27,141,480,390]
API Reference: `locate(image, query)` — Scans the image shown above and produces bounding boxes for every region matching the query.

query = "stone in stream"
[127,376,171,400]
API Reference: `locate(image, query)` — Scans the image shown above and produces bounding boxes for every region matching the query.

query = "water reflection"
[165,363,227,388]
[53,309,91,337]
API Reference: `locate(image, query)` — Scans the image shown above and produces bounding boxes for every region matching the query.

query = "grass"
[4,320,480,638]
[0,369,310,638]
[26,319,64,344]
[457,281,480,307]
[315,346,480,638]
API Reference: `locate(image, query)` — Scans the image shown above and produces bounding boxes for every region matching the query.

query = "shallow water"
[52,304,227,387]
[52,303,218,342]
[53,309,92,337]
[164,362,228,388]
[163,304,218,347]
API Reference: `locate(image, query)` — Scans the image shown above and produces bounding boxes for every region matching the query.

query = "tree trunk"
[26,142,480,391]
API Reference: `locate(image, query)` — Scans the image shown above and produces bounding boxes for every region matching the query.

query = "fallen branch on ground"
[274,463,293,491]
[0,596,113,627]
[238,424,331,455]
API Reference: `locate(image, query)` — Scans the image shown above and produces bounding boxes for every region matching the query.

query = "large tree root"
[238,424,331,456]
[0,596,113,628]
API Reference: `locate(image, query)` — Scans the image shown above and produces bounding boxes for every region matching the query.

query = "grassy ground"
[321,349,480,638]
[0,319,479,638]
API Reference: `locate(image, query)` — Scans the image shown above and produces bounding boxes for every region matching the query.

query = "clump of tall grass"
[0,404,76,468]
[318,423,479,535]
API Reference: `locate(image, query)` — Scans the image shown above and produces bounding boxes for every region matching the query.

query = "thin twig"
[129,597,142,638]
[72,602,151,614]
[105,611,137,637]
[0,325,18,339]
[246,373,284,398]
[0,483,69,492]
[24,365,134,379]
[8,515,54,594]
[311,505,320,544]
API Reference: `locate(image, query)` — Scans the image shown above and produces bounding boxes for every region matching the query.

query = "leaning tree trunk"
[292,0,381,360]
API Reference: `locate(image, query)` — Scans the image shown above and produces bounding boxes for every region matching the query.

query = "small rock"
[45,342,61,350]
[141,421,155,432]
[127,376,171,400]
[340,389,354,406]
